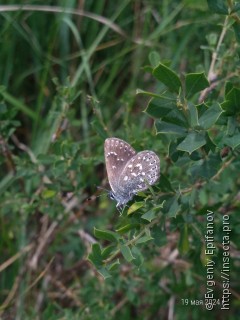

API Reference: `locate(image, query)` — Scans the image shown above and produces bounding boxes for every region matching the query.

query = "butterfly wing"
[118,150,160,195]
[104,138,136,193]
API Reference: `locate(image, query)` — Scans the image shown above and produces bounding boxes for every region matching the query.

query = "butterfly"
[104,138,160,209]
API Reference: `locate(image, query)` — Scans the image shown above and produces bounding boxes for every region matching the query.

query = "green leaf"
[153,63,182,93]
[152,225,167,247]
[155,120,187,137]
[223,133,240,149]
[145,97,188,128]
[116,223,139,234]
[221,87,240,115]
[177,132,206,154]
[131,246,144,267]
[41,189,57,199]
[120,245,135,262]
[187,103,199,128]
[231,3,240,13]
[178,224,189,255]
[233,22,240,43]
[224,82,233,96]
[198,103,223,129]
[101,245,116,260]
[141,210,157,222]
[107,259,120,271]
[227,116,237,136]
[207,0,228,14]
[91,119,106,139]
[145,96,177,119]
[97,267,112,279]
[149,51,161,67]
[136,88,162,98]
[88,243,103,267]
[127,202,144,215]
[168,140,185,162]
[0,173,16,196]
[188,154,221,180]
[135,235,153,244]
[203,132,216,154]
[158,174,175,192]
[185,73,209,98]
[94,228,119,242]
[167,195,181,218]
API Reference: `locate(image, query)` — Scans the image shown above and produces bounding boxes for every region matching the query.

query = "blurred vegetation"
[0,1,240,319]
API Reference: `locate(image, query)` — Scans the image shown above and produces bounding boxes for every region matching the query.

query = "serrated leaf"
[127,202,144,215]
[207,0,228,14]
[141,210,157,222]
[94,228,119,242]
[185,72,209,98]
[198,103,223,129]
[135,235,153,244]
[120,245,135,262]
[177,132,206,154]
[153,63,182,93]
[155,120,187,136]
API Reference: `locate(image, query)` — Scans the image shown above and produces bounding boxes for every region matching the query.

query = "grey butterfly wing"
[104,138,136,193]
[118,150,160,194]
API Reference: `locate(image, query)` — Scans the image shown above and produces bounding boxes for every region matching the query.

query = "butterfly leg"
[116,202,125,215]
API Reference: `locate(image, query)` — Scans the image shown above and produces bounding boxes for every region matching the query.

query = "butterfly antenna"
[87,185,109,202]
[96,185,111,192]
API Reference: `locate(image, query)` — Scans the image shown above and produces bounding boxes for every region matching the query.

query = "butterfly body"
[104,138,160,208]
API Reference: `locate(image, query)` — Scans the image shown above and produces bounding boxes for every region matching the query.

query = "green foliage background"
[0,1,240,319]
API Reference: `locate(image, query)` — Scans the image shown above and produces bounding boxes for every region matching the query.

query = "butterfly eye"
[109,192,115,200]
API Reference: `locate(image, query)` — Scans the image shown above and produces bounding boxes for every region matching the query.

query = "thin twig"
[0,244,33,273]
[199,16,229,102]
